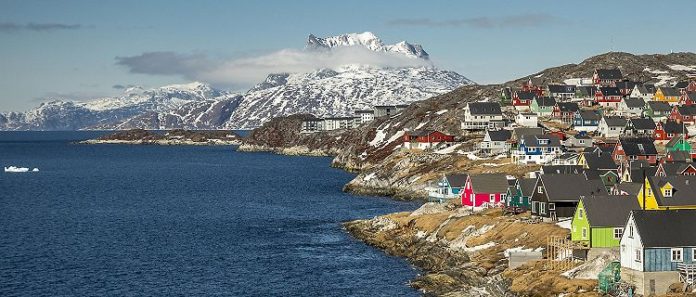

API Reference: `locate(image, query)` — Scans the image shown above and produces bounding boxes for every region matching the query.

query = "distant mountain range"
[0,32,474,130]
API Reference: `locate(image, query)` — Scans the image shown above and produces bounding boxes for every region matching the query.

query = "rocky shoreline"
[344,205,600,297]
[79,128,242,146]
[80,138,241,146]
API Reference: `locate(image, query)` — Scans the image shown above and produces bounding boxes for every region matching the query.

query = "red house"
[521,78,544,96]
[680,93,696,106]
[612,137,658,165]
[513,91,536,108]
[593,69,623,86]
[595,87,623,108]
[654,120,688,141]
[670,105,696,125]
[552,102,579,124]
[461,174,510,207]
[402,130,454,150]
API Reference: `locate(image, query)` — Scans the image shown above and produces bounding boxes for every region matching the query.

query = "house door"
[550,211,557,221]
[649,279,655,295]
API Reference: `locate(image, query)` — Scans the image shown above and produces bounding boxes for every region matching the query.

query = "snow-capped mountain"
[307,32,429,59]
[0,32,474,130]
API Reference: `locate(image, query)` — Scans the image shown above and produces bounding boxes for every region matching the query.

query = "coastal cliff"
[345,205,600,297]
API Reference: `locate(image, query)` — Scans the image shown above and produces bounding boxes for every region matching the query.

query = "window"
[671,248,683,262]
[549,203,555,211]
[578,209,584,219]
[490,194,496,203]
[614,228,623,239]
[532,201,538,213]
[664,188,673,197]
[540,202,546,215]
[500,194,506,201]
[579,139,585,144]
[629,225,634,238]
[635,249,641,262]
[693,248,696,262]
[538,186,543,194]
[647,188,652,196]
[581,227,587,239]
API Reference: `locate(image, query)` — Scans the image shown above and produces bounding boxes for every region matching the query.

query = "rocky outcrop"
[81,129,242,145]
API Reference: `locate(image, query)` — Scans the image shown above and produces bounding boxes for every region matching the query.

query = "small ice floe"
[4,166,39,173]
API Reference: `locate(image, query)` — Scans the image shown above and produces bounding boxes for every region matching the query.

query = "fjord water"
[0,132,419,296]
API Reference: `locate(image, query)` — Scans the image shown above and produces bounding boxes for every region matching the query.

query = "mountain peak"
[306,32,429,60]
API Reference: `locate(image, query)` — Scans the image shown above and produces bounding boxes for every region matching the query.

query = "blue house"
[428,173,468,202]
[620,210,696,295]
[511,134,562,165]
[573,110,601,133]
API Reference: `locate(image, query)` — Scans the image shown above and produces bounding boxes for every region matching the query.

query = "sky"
[1,0,695,112]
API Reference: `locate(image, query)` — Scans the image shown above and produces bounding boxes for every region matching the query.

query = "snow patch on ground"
[369,130,387,146]
[668,64,696,71]
[462,241,496,252]
[415,122,427,129]
[435,143,462,154]
[362,172,376,181]
[435,109,448,115]
[504,246,545,257]
[562,250,619,280]
[556,218,572,230]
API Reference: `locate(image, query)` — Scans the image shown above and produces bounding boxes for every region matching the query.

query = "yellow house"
[653,87,680,104]
[636,176,696,210]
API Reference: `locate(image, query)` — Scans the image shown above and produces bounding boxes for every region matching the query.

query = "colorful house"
[402,130,455,150]
[511,134,563,165]
[670,104,696,125]
[595,87,623,109]
[654,87,681,105]
[513,91,536,110]
[571,196,640,248]
[504,177,536,211]
[573,110,602,132]
[637,175,696,210]
[462,174,510,207]
[645,101,673,121]
[612,137,658,165]
[530,97,556,116]
[429,174,468,202]
[655,162,696,177]
[654,120,688,141]
[552,102,579,124]
[619,210,696,296]
[547,84,576,100]
[665,135,692,153]
[593,69,623,85]
[530,174,607,220]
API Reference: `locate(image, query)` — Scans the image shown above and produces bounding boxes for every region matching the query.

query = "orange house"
[654,87,681,104]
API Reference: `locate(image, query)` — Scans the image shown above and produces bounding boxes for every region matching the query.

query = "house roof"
[673,81,689,89]
[660,120,687,134]
[623,97,646,108]
[647,101,672,112]
[548,84,576,94]
[659,162,694,176]
[676,105,696,116]
[556,102,579,112]
[520,134,562,148]
[602,116,627,127]
[580,196,641,227]
[615,81,639,90]
[577,110,601,121]
[600,87,622,96]
[632,210,696,247]
[577,86,599,97]
[470,174,510,193]
[628,118,656,130]
[512,127,544,139]
[646,175,696,207]
[619,137,658,156]
[445,173,469,188]
[518,178,538,197]
[516,91,537,100]
[614,182,643,196]
[487,129,512,142]
[534,96,557,107]
[468,102,502,115]
[582,152,618,171]
[666,150,692,163]
[658,87,680,97]
[596,69,623,80]
[665,136,688,148]
[542,165,584,175]
[540,174,607,202]
[406,130,437,137]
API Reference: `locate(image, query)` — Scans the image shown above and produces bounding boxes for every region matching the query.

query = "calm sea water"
[0,131,420,296]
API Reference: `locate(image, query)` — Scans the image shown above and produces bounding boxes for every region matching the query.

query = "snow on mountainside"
[307,32,430,59]
[0,32,472,130]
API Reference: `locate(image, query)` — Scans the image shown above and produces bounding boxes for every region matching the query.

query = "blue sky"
[1,0,695,111]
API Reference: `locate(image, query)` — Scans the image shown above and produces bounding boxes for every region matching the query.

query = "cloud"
[386,13,559,29]
[115,46,431,88]
[0,22,85,32]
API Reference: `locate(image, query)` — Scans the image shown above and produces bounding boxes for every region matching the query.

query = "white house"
[630,84,655,101]
[511,134,563,165]
[617,97,646,117]
[479,129,512,155]
[597,116,627,138]
[515,112,538,127]
[461,102,505,130]
[354,110,375,124]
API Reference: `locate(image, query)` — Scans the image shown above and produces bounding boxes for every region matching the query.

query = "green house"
[530,97,556,116]
[505,177,536,210]
[571,196,641,248]
[665,135,692,152]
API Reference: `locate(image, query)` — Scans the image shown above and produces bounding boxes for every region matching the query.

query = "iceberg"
[4,166,38,173]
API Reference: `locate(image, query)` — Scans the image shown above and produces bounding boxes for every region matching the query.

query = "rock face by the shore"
[80,129,242,145]
[344,205,600,297]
